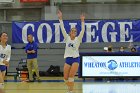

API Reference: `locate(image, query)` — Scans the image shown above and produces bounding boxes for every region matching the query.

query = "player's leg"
[63,63,71,92]
[1,71,6,81]
[1,66,6,80]
[0,66,6,89]
[1,71,6,88]
[0,71,4,84]
[67,62,79,92]
[64,63,71,82]
[64,57,73,92]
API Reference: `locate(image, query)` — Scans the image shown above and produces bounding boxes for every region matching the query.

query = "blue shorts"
[0,65,6,72]
[65,57,80,66]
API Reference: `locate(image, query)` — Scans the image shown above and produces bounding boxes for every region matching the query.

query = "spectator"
[108,46,113,52]
[131,47,137,52]
[103,47,108,52]
[119,46,125,52]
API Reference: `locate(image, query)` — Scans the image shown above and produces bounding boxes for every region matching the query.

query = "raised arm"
[78,13,85,42]
[57,10,68,40]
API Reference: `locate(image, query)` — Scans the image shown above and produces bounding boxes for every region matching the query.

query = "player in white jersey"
[57,10,85,93]
[0,32,11,88]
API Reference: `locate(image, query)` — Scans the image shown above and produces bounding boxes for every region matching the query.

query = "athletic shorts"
[0,65,6,72]
[65,57,80,66]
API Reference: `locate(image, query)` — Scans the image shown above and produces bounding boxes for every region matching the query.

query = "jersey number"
[68,43,74,48]
[0,54,6,58]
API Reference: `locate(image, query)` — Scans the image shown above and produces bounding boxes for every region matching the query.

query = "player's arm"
[3,46,11,66]
[57,10,68,39]
[78,13,85,42]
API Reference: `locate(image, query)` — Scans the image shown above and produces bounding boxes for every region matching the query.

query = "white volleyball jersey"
[59,20,85,58]
[0,44,11,65]
[64,36,81,58]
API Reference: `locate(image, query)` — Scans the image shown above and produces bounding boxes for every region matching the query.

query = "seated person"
[131,47,137,52]
[119,46,126,52]
[103,47,108,52]
[108,46,113,52]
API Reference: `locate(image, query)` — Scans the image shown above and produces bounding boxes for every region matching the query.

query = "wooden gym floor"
[1,77,140,93]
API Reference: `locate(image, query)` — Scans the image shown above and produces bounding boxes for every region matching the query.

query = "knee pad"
[68,77,74,82]
[64,79,68,83]
[0,83,4,89]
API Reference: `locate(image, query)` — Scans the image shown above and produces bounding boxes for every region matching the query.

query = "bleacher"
[8,42,140,75]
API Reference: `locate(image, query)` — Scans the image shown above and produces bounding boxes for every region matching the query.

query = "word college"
[12,20,140,43]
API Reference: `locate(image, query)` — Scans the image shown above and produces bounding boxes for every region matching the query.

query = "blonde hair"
[69,28,77,36]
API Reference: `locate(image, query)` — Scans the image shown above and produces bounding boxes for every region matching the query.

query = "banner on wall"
[12,20,140,43]
[82,55,140,77]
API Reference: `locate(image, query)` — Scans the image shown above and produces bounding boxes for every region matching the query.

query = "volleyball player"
[57,10,85,93]
[0,32,11,88]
